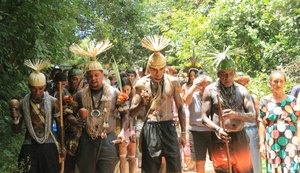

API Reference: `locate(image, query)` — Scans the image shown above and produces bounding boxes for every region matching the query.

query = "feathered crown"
[141,35,170,69]
[24,59,50,86]
[70,40,113,71]
[206,46,245,71]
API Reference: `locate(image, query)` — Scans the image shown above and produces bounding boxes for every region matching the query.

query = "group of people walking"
[9,35,300,173]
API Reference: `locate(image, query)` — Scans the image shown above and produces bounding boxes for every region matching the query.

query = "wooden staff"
[216,94,232,173]
[58,81,65,173]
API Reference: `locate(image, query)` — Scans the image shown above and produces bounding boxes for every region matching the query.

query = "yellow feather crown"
[70,40,113,71]
[24,59,50,86]
[141,35,170,69]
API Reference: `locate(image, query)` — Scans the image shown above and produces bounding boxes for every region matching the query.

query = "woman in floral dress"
[259,70,300,173]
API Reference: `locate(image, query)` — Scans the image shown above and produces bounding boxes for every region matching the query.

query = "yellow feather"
[70,40,113,61]
[141,35,170,52]
[24,59,50,73]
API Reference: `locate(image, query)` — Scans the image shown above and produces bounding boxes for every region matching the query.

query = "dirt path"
[117,157,215,173]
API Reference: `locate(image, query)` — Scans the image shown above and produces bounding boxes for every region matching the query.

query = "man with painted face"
[67,67,84,96]
[69,40,129,173]
[49,72,70,99]
[62,67,84,173]
[200,48,256,173]
[9,59,64,173]
[130,35,186,173]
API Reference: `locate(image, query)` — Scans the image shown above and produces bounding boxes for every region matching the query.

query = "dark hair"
[121,77,133,98]
[187,68,199,85]
[54,72,67,82]
[121,77,132,88]
[126,69,137,77]
[108,75,115,81]
[120,71,128,78]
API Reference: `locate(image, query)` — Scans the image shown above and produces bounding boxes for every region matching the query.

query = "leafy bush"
[248,72,270,98]
[0,59,28,172]
[249,71,297,99]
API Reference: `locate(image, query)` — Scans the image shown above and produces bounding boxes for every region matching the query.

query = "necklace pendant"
[91,109,101,117]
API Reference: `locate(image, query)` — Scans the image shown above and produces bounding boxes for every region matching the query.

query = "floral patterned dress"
[259,95,299,173]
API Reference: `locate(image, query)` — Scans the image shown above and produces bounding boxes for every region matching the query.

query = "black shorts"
[65,131,76,172]
[18,141,59,173]
[76,132,119,173]
[190,130,211,161]
[142,120,181,173]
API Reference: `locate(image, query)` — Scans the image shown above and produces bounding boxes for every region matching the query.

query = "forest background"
[0,0,299,172]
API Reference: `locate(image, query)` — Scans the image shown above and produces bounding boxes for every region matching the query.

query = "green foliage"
[285,59,300,82]
[203,0,300,75]
[248,72,270,98]
[148,0,300,77]
[0,1,82,170]
[70,0,153,67]
[0,125,24,173]
[0,60,27,172]
[147,0,210,68]
[0,0,82,66]
[0,0,153,170]
[249,71,297,99]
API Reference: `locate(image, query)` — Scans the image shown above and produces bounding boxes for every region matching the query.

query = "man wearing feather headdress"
[200,47,255,173]
[130,35,186,173]
[68,40,129,173]
[9,59,64,173]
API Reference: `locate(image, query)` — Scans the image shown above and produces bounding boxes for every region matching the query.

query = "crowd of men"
[9,36,300,173]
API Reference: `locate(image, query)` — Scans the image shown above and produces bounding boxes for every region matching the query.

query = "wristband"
[215,127,221,132]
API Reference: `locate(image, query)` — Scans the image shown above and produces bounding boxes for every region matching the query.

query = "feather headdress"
[206,46,245,71]
[141,35,170,69]
[24,59,50,86]
[70,40,113,71]
[141,35,170,53]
